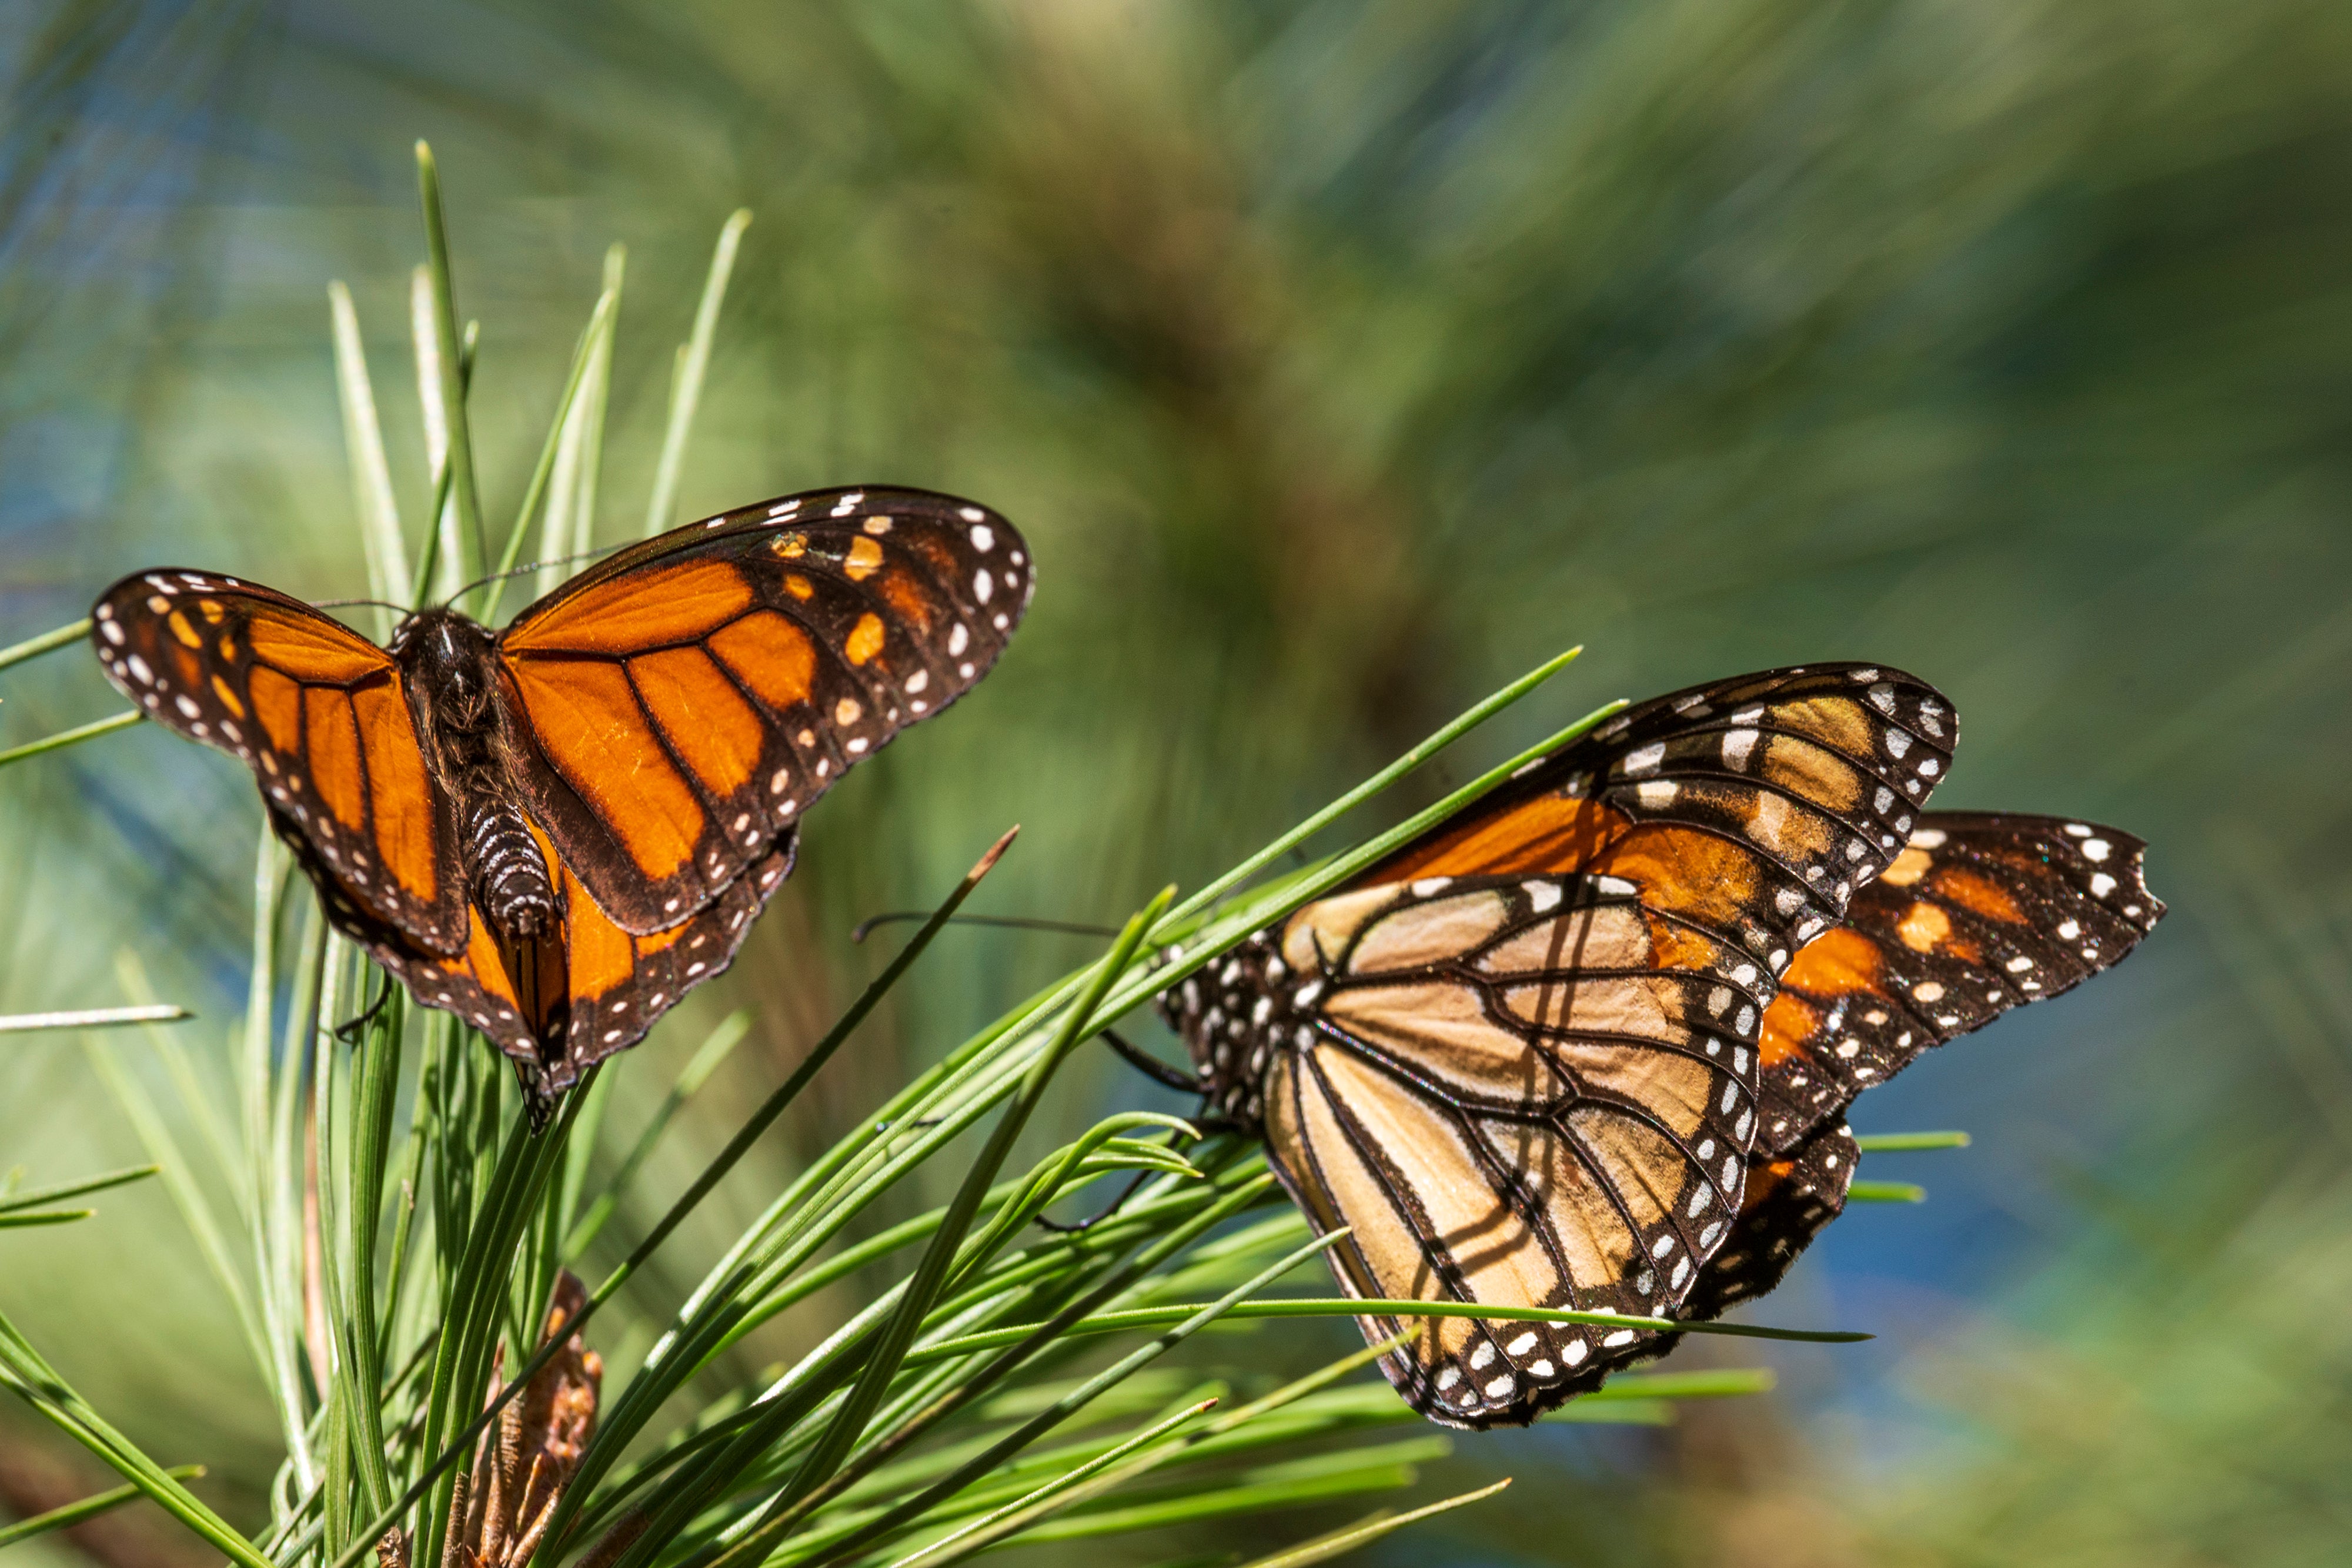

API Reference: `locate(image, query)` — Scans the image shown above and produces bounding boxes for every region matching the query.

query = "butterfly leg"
[1037,1030,1244,1233]
[1034,1168,1156,1234]
[335,971,396,1045]
[1101,1028,1204,1094]
[1098,1029,1248,1136]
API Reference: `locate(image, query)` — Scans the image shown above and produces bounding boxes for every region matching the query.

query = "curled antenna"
[849,911,1122,945]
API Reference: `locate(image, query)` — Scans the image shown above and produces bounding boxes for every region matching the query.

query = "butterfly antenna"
[848,911,1123,944]
[311,596,415,617]
[1034,1168,1155,1235]
[440,544,630,612]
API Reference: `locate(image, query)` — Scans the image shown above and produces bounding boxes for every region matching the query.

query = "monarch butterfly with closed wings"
[1155,664,2162,1427]
[92,486,1030,1121]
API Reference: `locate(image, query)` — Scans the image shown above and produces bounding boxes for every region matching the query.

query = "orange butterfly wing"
[496,486,1028,934]
[373,830,796,1102]
[90,571,468,954]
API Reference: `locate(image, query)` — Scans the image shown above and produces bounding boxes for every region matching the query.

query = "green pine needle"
[0,1465,205,1549]
[0,710,144,770]
[1849,1181,1930,1203]
[1853,1131,1972,1151]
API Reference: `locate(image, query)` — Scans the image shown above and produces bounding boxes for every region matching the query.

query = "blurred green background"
[4,1,2349,1563]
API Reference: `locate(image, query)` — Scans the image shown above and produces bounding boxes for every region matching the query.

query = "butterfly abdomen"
[465,801,558,937]
[393,610,560,942]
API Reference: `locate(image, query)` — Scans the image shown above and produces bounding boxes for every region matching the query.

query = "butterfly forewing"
[1677,812,2162,1319]
[90,573,469,954]
[1167,663,1958,1427]
[497,486,1029,934]
[1373,664,1957,963]
[1755,813,2164,1156]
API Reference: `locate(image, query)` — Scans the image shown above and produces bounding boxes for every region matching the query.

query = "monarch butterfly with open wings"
[91,486,1030,1119]
[1156,664,2161,1427]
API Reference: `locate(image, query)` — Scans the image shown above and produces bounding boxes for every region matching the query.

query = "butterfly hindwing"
[496,486,1028,934]
[1683,1120,1859,1320]
[373,834,796,1102]
[546,834,794,1087]
[1755,813,2164,1156]
[1252,875,1766,1424]
[1674,812,2164,1318]
[1167,662,1958,1427]
[90,571,468,955]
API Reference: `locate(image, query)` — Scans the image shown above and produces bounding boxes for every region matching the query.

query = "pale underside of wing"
[1259,874,1767,1428]
[1169,666,1963,1424]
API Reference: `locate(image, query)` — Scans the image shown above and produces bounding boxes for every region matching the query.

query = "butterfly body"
[387,609,573,1052]
[93,486,1030,1112]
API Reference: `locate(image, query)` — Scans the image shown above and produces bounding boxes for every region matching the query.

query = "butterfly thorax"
[391,611,560,947]
[1157,932,1309,1131]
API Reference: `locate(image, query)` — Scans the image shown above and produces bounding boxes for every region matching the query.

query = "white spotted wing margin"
[1254,873,1771,1430]
[1754,813,2164,1157]
[372,838,796,1119]
[1546,662,1961,964]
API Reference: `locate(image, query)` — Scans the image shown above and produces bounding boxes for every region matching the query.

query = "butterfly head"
[390,607,501,705]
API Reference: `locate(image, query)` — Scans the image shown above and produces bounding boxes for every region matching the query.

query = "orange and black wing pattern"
[1683,1119,1859,1320]
[89,571,467,954]
[1755,813,2164,1156]
[1682,812,2164,1314]
[374,835,797,1099]
[1164,663,1956,1427]
[496,486,1028,934]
